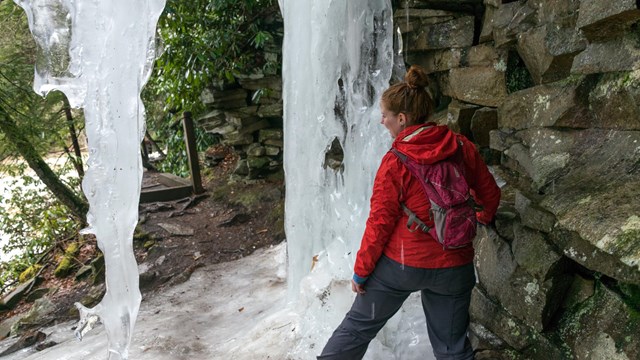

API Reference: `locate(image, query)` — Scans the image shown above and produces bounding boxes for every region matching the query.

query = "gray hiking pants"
[318,256,475,360]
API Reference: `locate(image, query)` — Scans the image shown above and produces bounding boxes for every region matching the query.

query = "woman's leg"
[420,263,475,360]
[318,258,413,359]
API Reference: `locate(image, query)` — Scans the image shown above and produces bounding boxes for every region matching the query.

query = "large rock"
[470,287,565,359]
[408,44,506,74]
[529,0,581,26]
[1,278,42,310]
[445,100,478,138]
[237,75,282,91]
[500,74,640,130]
[516,24,586,84]
[512,224,565,280]
[394,8,456,34]
[11,297,56,335]
[499,128,574,190]
[571,33,640,74]
[474,227,570,331]
[470,107,498,147]
[470,287,537,351]
[558,283,640,359]
[576,0,640,42]
[534,129,640,283]
[514,190,556,233]
[442,66,507,107]
[479,4,497,43]
[588,71,640,130]
[491,1,537,48]
[200,88,247,109]
[411,16,475,50]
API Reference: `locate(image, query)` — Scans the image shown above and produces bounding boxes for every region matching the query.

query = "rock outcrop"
[398,0,640,358]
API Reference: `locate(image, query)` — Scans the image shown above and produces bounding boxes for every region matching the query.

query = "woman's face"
[380,102,405,138]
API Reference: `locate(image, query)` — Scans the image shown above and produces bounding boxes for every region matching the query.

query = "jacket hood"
[392,123,458,164]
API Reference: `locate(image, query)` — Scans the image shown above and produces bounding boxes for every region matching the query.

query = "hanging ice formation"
[13,0,166,359]
[280,1,436,358]
[280,0,394,295]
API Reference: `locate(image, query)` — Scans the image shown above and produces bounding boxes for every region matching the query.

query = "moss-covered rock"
[53,242,80,278]
[558,281,640,359]
[18,264,42,283]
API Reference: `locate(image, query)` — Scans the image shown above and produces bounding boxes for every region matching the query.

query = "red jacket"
[354,123,501,280]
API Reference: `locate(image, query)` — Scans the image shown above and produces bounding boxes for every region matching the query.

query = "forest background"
[0,0,281,296]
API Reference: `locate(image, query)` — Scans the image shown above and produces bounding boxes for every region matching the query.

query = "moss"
[618,282,640,314]
[558,280,600,338]
[64,241,79,256]
[268,200,285,239]
[143,240,156,249]
[211,182,233,202]
[54,257,73,278]
[236,190,262,208]
[552,73,585,87]
[614,229,640,252]
[133,226,151,242]
[505,51,534,93]
[18,264,42,283]
[266,168,284,182]
[54,242,80,278]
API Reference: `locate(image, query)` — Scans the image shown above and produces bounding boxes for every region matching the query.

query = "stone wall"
[198,57,284,179]
[397,0,640,358]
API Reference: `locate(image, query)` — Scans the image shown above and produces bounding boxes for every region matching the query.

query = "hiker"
[318,65,501,360]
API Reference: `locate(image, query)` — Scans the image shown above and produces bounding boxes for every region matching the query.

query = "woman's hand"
[351,279,366,295]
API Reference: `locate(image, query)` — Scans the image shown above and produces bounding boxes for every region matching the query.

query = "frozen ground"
[0,242,435,360]
[0,243,295,360]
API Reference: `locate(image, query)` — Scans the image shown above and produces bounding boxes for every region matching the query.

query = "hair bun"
[404,65,429,89]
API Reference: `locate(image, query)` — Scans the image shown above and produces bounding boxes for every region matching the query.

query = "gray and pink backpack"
[390,141,477,249]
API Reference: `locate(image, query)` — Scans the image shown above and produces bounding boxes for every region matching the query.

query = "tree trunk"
[0,106,88,223]
[62,96,85,179]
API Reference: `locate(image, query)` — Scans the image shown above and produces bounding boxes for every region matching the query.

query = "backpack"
[390,141,477,249]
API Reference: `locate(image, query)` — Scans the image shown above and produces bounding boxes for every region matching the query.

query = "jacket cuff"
[476,211,493,225]
[352,273,368,284]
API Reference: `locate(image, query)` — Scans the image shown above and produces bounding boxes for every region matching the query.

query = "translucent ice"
[13,0,166,358]
[281,0,393,295]
[281,1,434,359]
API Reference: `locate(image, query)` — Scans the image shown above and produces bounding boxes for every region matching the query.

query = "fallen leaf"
[238,307,244,312]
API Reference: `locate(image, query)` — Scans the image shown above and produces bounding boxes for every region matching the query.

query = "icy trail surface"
[0,244,433,359]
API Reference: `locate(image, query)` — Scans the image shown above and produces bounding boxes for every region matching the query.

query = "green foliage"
[148,0,281,114]
[0,162,81,292]
[0,1,85,160]
[156,119,218,177]
[506,51,534,94]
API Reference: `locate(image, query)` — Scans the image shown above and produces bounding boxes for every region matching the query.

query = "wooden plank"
[156,173,191,187]
[140,185,192,203]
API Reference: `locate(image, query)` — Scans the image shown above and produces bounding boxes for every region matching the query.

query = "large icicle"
[281,0,393,296]
[281,1,435,358]
[13,0,165,358]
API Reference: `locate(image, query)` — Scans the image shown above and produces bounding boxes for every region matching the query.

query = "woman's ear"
[398,112,407,127]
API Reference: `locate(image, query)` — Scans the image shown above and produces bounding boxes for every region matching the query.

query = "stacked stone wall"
[397,0,640,358]
[198,55,284,179]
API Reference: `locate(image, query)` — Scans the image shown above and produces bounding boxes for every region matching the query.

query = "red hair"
[381,65,434,125]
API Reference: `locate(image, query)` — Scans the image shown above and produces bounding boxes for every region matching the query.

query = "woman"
[318,65,501,360]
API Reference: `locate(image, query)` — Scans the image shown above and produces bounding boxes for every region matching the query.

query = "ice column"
[280,0,393,296]
[13,0,166,359]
